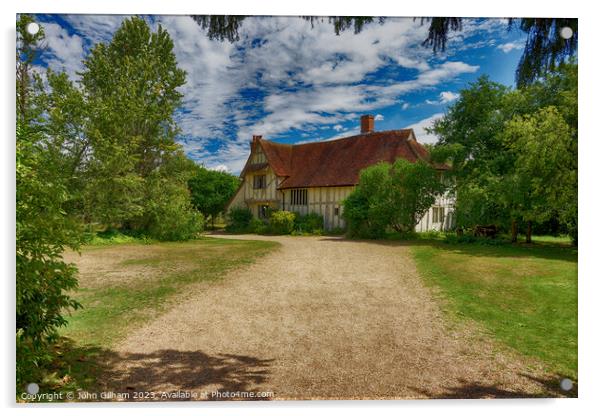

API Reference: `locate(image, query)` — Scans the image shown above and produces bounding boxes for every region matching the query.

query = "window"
[258,204,270,219]
[334,207,340,216]
[432,207,445,223]
[290,188,308,205]
[253,174,266,189]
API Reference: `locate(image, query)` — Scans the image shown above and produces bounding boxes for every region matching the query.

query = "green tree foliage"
[343,159,445,238]
[16,16,82,386]
[38,17,202,239]
[226,207,254,232]
[430,76,513,230]
[131,153,205,240]
[41,70,91,217]
[188,166,240,225]
[512,18,578,87]
[16,15,45,124]
[431,64,577,243]
[79,17,190,230]
[502,107,577,242]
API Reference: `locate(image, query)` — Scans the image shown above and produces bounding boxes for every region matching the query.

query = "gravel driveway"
[104,234,558,400]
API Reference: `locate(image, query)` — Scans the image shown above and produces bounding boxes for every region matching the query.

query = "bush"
[226,207,253,232]
[325,227,346,236]
[294,212,324,234]
[268,210,296,234]
[135,175,204,241]
[17,122,82,388]
[249,218,268,234]
[343,159,445,238]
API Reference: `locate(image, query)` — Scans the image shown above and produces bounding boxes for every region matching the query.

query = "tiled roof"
[254,129,444,189]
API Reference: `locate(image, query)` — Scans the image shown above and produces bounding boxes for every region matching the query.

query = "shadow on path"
[410,373,577,399]
[45,338,274,401]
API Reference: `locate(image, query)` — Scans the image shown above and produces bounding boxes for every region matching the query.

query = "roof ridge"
[259,128,414,148]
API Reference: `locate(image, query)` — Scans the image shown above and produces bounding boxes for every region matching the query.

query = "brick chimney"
[360,115,374,133]
[251,135,262,150]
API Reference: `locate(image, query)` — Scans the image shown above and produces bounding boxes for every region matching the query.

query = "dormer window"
[253,174,266,189]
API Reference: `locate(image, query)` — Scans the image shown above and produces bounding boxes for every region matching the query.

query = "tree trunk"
[511,219,518,243]
[526,220,532,244]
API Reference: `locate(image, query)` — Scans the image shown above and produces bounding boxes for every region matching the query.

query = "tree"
[343,159,445,237]
[429,76,514,232]
[188,166,240,227]
[190,16,577,86]
[502,107,577,243]
[16,15,45,124]
[430,64,577,243]
[71,17,203,239]
[40,70,91,219]
[16,15,82,387]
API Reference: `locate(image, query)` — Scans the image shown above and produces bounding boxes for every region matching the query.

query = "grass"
[62,237,278,346]
[21,236,278,400]
[83,230,155,246]
[411,238,577,380]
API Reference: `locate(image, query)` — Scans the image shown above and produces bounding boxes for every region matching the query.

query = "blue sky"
[30,14,526,173]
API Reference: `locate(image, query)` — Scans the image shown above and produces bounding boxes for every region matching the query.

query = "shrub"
[268,210,296,234]
[249,218,268,234]
[343,159,445,238]
[294,212,324,234]
[17,122,82,388]
[146,208,204,241]
[226,207,253,232]
[135,175,204,241]
[325,227,346,236]
[343,191,387,239]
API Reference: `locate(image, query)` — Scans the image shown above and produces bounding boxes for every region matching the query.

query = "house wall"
[229,142,456,231]
[226,145,282,217]
[281,186,354,230]
[415,193,456,232]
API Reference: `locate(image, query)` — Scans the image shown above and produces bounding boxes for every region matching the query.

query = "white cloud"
[35,16,505,173]
[39,22,85,79]
[426,90,460,105]
[497,41,523,53]
[62,14,127,45]
[406,113,444,144]
[374,114,384,121]
[209,164,230,172]
[439,91,460,103]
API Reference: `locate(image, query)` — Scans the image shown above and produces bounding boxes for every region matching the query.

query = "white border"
[2,1,599,415]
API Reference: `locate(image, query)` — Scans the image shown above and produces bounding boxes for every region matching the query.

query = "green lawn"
[34,237,278,397]
[411,239,577,380]
[62,237,278,346]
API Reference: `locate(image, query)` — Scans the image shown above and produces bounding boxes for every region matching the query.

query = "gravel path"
[104,235,558,400]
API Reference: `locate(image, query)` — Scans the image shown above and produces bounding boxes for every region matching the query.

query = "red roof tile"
[248,129,444,189]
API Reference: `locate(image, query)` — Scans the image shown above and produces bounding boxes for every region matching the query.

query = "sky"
[29,14,527,174]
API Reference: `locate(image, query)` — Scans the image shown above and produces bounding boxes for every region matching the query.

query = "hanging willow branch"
[189,15,578,87]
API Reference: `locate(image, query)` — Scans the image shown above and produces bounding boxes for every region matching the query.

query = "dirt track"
[104,234,560,400]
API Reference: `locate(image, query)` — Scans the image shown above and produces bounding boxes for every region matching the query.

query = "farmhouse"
[227,115,455,231]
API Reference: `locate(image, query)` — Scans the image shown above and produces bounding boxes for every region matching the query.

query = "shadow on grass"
[317,236,577,263]
[409,373,577,399]
[31,337,274,402]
